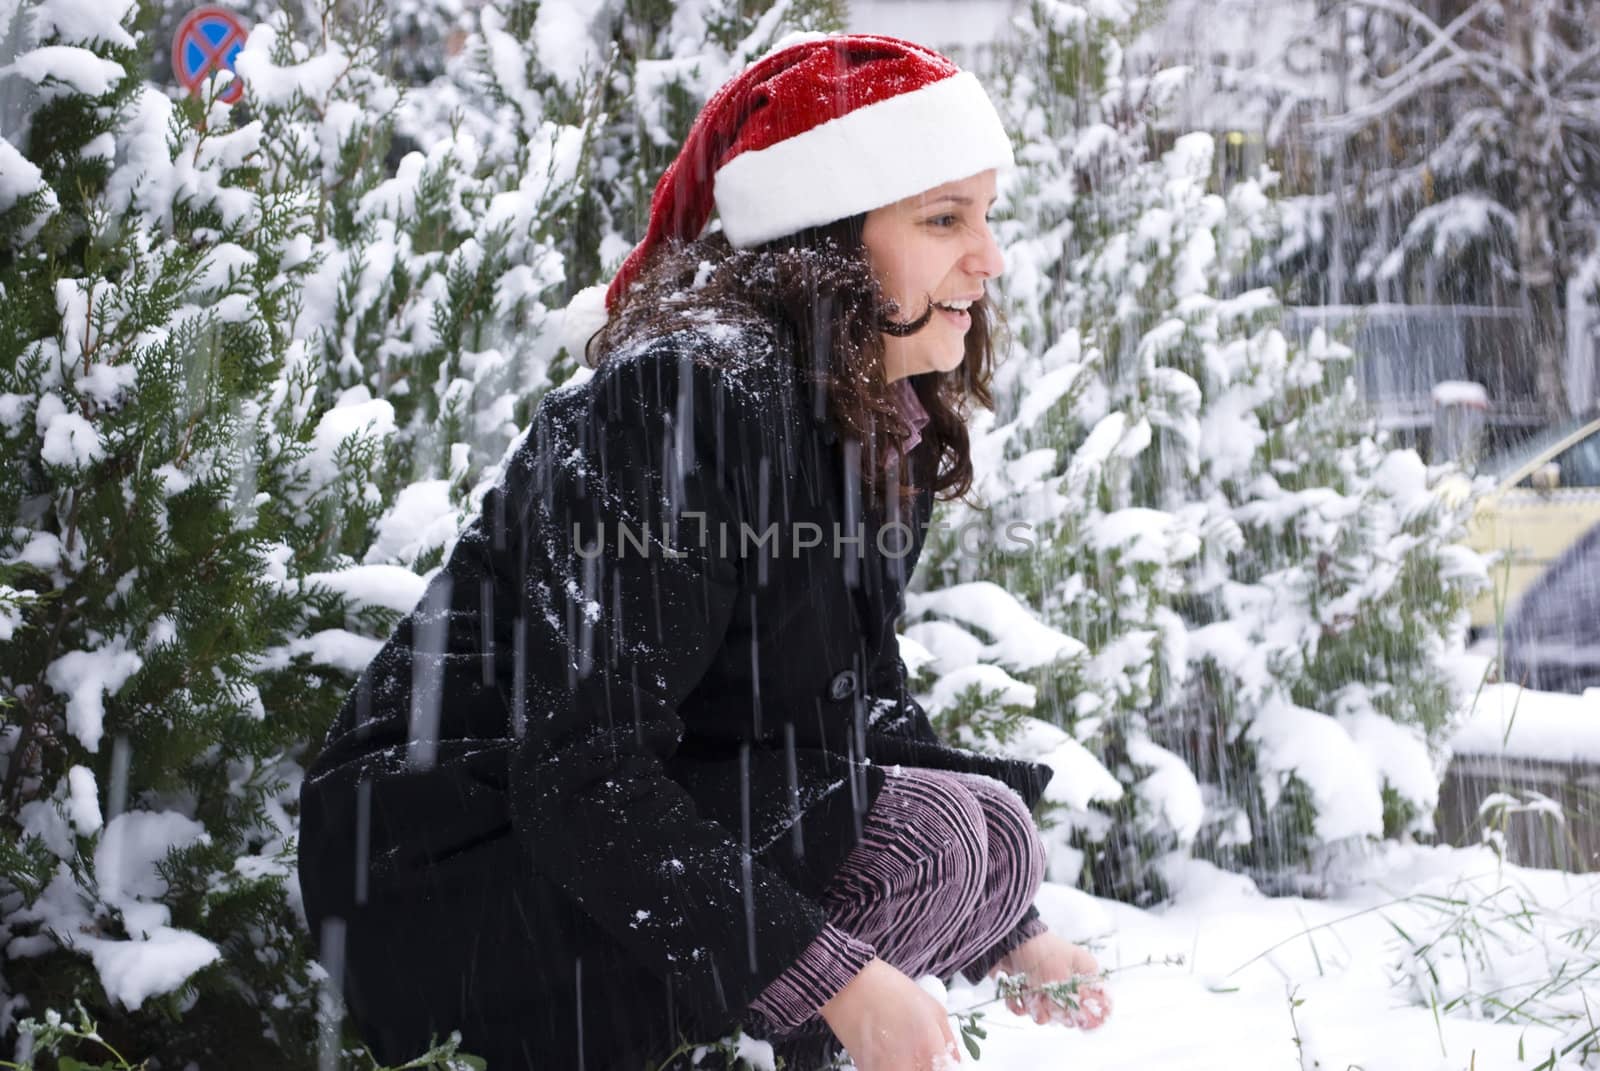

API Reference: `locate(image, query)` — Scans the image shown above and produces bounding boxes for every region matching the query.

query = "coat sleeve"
[496,335,842,1030]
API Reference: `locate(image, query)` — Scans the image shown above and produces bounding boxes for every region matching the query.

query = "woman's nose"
[968,221,1005,279]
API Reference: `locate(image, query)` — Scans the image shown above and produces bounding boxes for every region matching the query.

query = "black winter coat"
[297,324,1055,1069]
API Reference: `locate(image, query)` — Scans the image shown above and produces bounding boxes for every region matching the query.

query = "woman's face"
[861,169,1004,383]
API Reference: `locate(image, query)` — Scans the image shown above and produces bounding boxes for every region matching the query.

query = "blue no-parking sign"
[172,6,248,104]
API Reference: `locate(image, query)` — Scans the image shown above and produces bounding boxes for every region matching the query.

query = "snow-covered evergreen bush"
[907,0,1487,902]
[0,0,366,1059]
[0,0,588,1060]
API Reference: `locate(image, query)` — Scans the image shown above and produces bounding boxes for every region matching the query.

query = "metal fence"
[1283,304,1546,455]
[1437,754,1598,873]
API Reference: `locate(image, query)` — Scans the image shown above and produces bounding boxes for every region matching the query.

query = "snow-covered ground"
[917,845,1599,1070]
[804,649,1600,1071]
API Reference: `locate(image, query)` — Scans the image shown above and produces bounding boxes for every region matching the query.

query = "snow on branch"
[1344,0,1531,92]
[1311,53,1487,140]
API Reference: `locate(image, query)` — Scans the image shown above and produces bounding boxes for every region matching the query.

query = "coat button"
[828,669,859,701]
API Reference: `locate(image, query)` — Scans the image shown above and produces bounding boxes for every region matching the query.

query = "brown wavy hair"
[585,214,1002,510]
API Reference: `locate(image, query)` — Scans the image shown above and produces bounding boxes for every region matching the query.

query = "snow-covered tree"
[0,0,375,1060]
[904,0,1486,902]
[277,5,603,574]
[1266,0,1600,419]
[0,0,589,1061]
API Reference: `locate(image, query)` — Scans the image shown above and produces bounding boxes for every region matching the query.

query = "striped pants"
[746,766,1048,1042]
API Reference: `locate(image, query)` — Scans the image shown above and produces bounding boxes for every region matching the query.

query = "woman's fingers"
[1070,986,1111,1029]
[1026,993,1056,1025]
[1017,985,1113,1029]
[999,973,1114,1030]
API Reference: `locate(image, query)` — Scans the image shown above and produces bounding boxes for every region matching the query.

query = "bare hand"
[989,931,1113,1030]
[820,958,962,1070]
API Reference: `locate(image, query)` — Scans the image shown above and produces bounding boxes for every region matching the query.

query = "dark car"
[1500,517,1600,694]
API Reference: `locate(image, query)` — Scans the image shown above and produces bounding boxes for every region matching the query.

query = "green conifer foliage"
[1,1,424,1061]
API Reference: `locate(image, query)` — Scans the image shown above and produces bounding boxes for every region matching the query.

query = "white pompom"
[558,283,611,369]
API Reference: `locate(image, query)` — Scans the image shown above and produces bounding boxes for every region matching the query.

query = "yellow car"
[1465,415,1600,632]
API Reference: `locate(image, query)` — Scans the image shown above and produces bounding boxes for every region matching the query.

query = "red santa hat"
[561,32,1015,367]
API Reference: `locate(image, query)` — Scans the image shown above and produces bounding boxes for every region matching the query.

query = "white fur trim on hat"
[559,283,610,369]
[713,71,1014,249]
